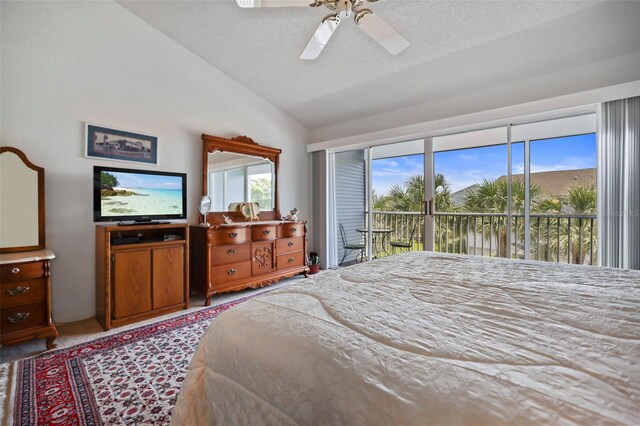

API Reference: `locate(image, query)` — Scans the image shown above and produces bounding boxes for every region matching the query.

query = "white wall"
[1,1,310,323]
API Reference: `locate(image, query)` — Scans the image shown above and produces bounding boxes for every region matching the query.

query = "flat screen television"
[93,166,187,223]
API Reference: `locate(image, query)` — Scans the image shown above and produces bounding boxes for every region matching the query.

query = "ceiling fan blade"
[236,0,318,7]
[356,10,409,55]
[300,15,341,60]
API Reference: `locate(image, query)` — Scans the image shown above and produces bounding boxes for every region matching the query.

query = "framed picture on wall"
[85,124,158,165]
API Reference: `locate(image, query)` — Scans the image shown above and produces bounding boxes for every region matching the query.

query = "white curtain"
[598,96,640,270]
[327,152,338,268]
[310,150,333,270]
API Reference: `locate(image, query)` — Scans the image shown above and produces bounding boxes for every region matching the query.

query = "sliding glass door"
[431,115,596,264]
[330,114,597,266]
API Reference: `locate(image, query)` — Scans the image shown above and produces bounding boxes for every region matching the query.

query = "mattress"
[171,252,640,425]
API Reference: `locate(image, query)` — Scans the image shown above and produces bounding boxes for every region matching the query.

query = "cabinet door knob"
[263,229,271,235]
[288,257,295,263]
[11,267,20,274]
[288,242,294,247]
[227,249,236,255]
[228,232,238,238]
[8,312,30,323]
[7,286,30,296]
[227,268,237,276]
[290,227,297,232]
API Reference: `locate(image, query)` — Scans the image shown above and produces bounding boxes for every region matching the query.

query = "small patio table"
[356,228,393,259]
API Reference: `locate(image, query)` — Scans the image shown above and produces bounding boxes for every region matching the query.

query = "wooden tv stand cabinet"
[95,223,189,330]
[190,221,309,305]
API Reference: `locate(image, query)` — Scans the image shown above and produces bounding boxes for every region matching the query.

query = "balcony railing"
[370,211,597,265]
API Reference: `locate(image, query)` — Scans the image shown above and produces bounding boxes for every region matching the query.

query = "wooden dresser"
[0,249,58,349]
[95,223,189,330]
[190,221,309,305]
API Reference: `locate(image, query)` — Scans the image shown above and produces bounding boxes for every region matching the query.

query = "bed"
[171,252,640,425]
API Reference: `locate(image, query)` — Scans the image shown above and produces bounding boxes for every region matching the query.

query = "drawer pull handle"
[7,286,30,296]
[227,249,236,255]
[8,312,30,323]
[291,227,297,232]
[228,232,238,238]
[228,268,237,276]
[288,257,295,263]
[288,242,294,247]
[263,229,271,235]
[11,267,20,274]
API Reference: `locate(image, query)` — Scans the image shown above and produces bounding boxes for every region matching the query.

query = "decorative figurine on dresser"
[190,134,310,306]
[0,147,58,350]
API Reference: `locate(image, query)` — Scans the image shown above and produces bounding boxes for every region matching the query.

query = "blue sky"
[112,171,182,190]
[372,133,596,195]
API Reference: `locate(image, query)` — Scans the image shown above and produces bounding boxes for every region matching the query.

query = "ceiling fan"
[236,0,409,60]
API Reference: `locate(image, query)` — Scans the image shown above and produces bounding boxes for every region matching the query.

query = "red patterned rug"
[4,295,259,425]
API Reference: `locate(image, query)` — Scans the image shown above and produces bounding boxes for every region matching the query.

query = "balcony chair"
[339,223,366,266]
[390,223,417,254]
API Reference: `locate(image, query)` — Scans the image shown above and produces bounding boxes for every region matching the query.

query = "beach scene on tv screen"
[100,171,183,217]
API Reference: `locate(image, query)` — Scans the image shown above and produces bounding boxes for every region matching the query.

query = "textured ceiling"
[118,0,640,130]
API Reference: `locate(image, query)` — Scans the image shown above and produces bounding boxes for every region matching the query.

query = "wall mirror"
[0,147,46,252]
[202,134,281,222]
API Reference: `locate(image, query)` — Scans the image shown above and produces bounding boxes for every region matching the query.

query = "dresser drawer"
[252,225,277,241]
[276,237,304,255]
[277,251,305,271]
[211,261,252,285]
[211,243,251,266]
[1,277,46,308]
[1,261,45,282]
[1,302,47,334]
[277,224,304,238]
[210,228,250,245]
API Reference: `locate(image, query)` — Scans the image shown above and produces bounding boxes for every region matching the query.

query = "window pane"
[434,144,508,257]
[529,133,597,265]
[510,141,525,259]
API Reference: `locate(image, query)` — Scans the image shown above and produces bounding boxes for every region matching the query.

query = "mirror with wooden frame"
[202,134,281,224]
[0,147,46,252]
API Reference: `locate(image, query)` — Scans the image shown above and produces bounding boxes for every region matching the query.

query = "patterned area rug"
[4,295,258,425]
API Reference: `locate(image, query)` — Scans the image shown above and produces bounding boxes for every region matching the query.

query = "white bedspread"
[171,252,640,425]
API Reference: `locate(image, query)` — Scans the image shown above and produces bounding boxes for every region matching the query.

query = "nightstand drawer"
[1,277,46,308]
[1,261,45,282]
[277,252,305,270]
[276,237,303,254]
[211,243,251,266]
[211,261,252,285]
[1,302,47,334]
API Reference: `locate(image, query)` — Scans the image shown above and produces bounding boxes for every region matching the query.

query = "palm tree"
[375,174,456,253]
[386,175,424,212]
[434,173,454,213]
[535,184,597,264]
[384,173,455,213]
[463,178,540,258]
[371,189,390,211]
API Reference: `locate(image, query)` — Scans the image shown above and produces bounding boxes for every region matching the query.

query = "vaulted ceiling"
[118,1,640,131]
